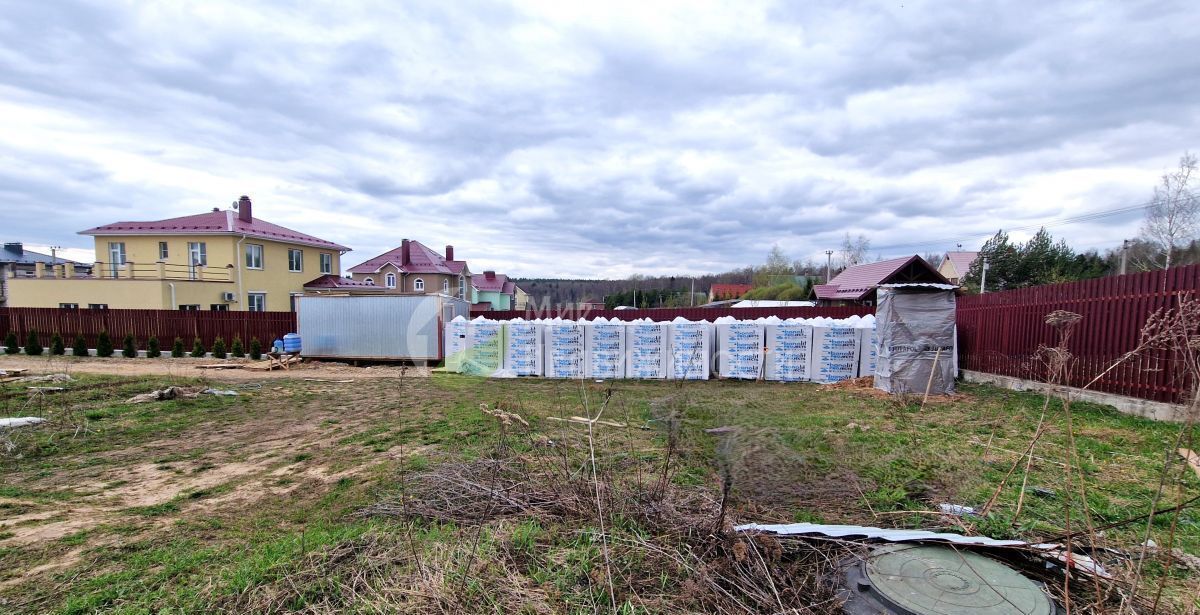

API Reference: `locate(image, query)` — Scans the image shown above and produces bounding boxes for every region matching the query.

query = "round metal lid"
[863,545,1053,615]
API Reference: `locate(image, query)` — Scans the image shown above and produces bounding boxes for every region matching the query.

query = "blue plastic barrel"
[282,333,302,354]
[273,338,284,353]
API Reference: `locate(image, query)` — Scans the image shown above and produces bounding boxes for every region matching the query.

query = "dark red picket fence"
[472,305,874,322]
[956,263,1200,404]
[6,268,1198,405]
[0,307,297,350]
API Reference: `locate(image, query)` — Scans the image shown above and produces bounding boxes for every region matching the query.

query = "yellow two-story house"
[5,196,350,311]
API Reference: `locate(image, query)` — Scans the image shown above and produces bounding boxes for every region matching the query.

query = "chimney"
[485,270,496,280]
[237,195,253,223]
[445,245,454,261]
[401,239,410,266]
[4,242,21,255]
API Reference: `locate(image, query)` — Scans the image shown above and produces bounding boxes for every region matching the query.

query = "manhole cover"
[844,544,1054,615]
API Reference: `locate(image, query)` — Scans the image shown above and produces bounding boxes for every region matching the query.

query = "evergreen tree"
[5,331,20,355]
[231,336,245,358]
[72,334,89,357]
[963,228,1111,293]
[172,337,185,358]
[191,337,206,358]
[122,334,137,358]
[96,330,114,357]
[963,231,1020,292]
[147,336,161,358]
[50,333,65,355]
[24,330,43,356]
[249,337,262,360]
[211,336,227,359]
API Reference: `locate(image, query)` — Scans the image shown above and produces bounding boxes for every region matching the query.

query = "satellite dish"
[232,201,239,210]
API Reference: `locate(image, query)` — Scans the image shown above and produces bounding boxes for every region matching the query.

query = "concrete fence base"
[961,370,1192,423]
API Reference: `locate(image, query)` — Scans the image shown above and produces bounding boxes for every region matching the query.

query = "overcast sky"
[3,1,1199,278]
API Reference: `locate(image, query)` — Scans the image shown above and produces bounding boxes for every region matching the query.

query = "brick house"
[346,240,472,300]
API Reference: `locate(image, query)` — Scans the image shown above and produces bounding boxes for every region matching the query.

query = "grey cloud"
[1,0,1198,278]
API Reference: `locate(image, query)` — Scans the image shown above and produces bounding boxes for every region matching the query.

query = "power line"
[870,194,1195,254]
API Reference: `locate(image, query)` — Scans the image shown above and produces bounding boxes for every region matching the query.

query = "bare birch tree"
[1139,152,1198,270]
[838,232,870,269]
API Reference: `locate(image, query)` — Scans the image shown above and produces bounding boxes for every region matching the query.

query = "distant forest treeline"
[515,269,757,309]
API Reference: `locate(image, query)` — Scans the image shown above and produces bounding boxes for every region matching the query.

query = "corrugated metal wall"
[297,295,468,360]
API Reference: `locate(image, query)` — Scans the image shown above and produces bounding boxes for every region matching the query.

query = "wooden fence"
[957,264,1200,404]
[472,305,875,322]
[0,308,297,349]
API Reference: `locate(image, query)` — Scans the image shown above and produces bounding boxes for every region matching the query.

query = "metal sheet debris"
[734,522,1112,578]
[0,417,46,429]
[734,522,1028,547]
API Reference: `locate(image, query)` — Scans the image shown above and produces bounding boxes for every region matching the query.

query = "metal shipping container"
[297,294,470,361]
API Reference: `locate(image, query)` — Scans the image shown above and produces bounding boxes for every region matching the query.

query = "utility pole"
[690,278,695,306]
[825,250,834,283]
[50,246,61,265]
[1120,239,1130,276]
[980,257,989,294]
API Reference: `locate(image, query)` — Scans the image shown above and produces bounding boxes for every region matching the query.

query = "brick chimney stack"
[445,245,454,261]
[484,270,496,280]
[401,239,411,265]
[238,195,252,223]
[4,243,21,255]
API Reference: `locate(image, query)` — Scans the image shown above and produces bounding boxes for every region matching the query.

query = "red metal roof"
[303,274,382,290]
[346,240,464,275]
[80,209,349,251]
[473,271,510,292]
[815,255,948,300]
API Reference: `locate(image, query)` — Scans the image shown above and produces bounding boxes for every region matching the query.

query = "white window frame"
[320,253,332,274]
[188,241,207,279]
[413,278,424,292]
[458,275,465,298]
[364,277,375,286]
[108,242,125,278]
[385,272,396,288]
[288,249,303,272]
[158,241,168,261]
[247,292,267,312]
[245,244,264,270]
[187,242,207,266]
[443,279,450,294]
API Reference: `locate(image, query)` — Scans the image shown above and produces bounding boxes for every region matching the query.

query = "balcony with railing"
[7,261,233,282]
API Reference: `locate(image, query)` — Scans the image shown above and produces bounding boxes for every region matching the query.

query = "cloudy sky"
[2,1,1199,278]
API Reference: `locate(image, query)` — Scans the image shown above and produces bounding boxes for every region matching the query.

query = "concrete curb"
[961,369,1191,423]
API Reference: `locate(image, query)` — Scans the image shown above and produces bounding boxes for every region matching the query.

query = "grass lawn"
[1,371,1197,613]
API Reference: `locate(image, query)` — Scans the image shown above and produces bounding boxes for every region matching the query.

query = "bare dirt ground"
[0,376,432,596]
[0,355,429,381]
